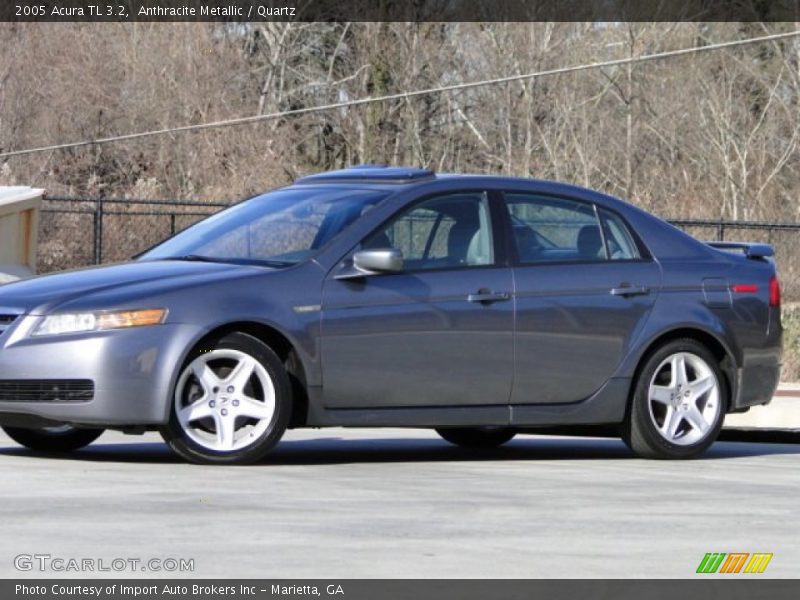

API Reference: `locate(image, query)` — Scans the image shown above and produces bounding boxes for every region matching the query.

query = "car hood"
[0,260,267,315]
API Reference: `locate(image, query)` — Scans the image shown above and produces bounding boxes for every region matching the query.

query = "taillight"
[769,275,781,307]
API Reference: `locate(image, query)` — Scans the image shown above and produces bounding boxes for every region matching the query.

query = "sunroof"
[296,165,435,184]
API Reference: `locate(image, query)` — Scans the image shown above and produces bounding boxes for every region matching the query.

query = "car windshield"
[140,187,389,266]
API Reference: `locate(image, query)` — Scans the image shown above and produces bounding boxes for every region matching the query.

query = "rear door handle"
[610,284,650,298]
[467,289,511,304]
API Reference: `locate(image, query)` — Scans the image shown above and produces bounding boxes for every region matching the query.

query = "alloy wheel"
[174,348,276,452]
[647,351,721,446]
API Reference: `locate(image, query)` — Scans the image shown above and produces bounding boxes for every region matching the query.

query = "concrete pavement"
[724,383,800,430]
[1,427,798,579]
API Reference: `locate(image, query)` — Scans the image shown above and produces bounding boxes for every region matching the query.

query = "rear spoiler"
[706,241,774,259]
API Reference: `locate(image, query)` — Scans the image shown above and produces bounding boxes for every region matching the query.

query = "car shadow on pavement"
[0,435,799,465]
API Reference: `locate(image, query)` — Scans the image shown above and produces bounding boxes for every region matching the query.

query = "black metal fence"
[671,218,800,300]
[40,196,231,271]
[38,196,800,299]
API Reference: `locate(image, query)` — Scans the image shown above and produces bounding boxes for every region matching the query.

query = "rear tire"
[623,338,726,459]
[160,332,291,465]
[2,425,104,452]
[436,427,516,448]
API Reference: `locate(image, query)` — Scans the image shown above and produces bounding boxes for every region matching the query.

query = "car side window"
[504,193,606,264]
[363,193,493,270]
[599,209,639,260]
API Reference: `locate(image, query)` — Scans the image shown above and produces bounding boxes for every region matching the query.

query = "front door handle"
[610,284,650,298]
[467,289,511,304]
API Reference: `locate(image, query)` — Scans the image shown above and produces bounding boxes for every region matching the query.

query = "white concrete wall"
[0,186,43,282]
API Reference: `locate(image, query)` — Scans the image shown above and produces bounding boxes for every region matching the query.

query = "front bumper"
[0,317,202,426]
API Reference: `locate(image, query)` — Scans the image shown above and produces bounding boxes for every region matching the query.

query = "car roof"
[294,165,615,191]
[294,165,436,185]
[291,165,622,205]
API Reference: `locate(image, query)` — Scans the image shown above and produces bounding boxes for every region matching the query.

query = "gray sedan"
[0,166,783,464]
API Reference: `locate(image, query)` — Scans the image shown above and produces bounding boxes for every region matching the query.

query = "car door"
[320,191,514,409]
[504,191,661,405]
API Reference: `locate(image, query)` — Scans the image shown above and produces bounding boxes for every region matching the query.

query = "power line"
[2,29,799,160]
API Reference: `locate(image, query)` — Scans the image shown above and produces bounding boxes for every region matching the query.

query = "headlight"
[33,308,167,336]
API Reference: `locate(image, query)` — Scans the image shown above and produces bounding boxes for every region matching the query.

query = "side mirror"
[354,248,403,273]
[335,248,404,279]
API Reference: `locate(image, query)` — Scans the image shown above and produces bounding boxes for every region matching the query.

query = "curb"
[516,426,800,445]
[717,428,800,444]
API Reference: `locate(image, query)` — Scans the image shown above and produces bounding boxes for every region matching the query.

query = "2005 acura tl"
[0,166,783,464]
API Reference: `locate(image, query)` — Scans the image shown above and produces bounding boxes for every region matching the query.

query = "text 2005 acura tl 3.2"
[0,167,783,464]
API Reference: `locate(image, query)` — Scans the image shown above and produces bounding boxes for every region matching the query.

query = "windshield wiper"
[161,255,293,268]
[166,255,223,263]
[232,258,295,268]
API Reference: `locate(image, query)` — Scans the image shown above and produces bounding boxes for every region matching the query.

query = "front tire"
[436,427,516,448]
[2,424,104,452]
[623,339,726,459]
[160,332,292,465]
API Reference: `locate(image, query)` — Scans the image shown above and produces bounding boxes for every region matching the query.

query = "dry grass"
[782,303,800,383]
